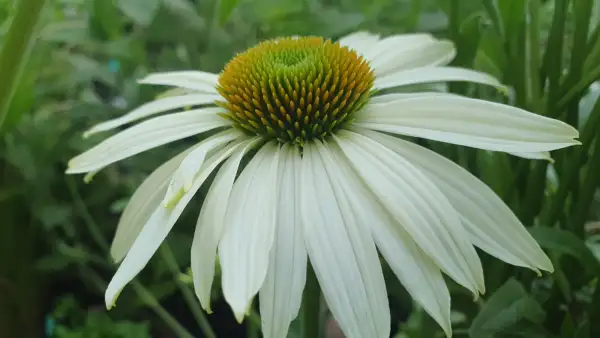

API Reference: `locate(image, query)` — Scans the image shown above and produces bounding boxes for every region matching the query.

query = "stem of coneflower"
[159,245,217,338]
[302,265,321,338]
[66,178,195,338]
[0,0,45,130]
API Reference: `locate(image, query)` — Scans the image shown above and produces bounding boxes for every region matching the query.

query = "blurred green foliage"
[0,0,599,337]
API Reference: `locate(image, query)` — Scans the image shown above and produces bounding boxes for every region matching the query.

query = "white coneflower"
[67,32,579,338]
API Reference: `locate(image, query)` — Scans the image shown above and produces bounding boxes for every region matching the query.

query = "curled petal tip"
[234,312,245,324]
[82,130,94,139]
[83,171,97,184]
[497,84,510,96]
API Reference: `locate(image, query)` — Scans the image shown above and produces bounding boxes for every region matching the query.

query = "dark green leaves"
[469,279,546,338]
[219,0,240,24]
[529,227,600,275]
[116,0,160,26]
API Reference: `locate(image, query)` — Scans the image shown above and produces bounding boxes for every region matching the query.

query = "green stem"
[542,96,600,227]
[0,0,45,130]
[67,178,194,338]
[573,133,600,230]
[302,265,321,338]
[66,177,109,252]
[523,0,569,224]
[528,0,542,114]
[132,282,195,338]
[247,315,259,338]
[159,245,217,338]
[540,0,568,99]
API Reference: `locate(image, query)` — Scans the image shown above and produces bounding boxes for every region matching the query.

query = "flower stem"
[302,265,321,338]
[66,178,194,338]
[0,0,45,130]
[159,245,217,338]
[132,281,195,338]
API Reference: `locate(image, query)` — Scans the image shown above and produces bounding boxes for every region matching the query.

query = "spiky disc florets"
[217,37,374,145]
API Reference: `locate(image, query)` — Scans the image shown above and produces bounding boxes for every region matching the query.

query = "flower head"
[67,32,580,338]
[217,37,374,144]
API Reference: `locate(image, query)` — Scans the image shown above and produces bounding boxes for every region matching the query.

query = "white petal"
[219,142,280,322]
[362,34,438,60]
[259,145,308,338]
[300,141,390,338]
[355,128,554,273]
[138,71,219,94]
[163,129,241,206]
[110,147,191,263]
[339,33,455,77]
[335,130,485,296]
[353,95,580,153]
[321,141,451,336]
[373,66,505,91]
[508,151,553,161]
[105,139,246,309]
[370,92,456,104]
[337,31,381,55]
[83,94,222,137]
[369,39,455,77]
[67,110,230,174]
[191,137,261,312]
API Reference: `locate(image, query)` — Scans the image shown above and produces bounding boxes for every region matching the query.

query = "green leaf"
[590,281,600,337]
[90,0,122,40]
[219,0,240,24]
[146,1,205,43]
[481,0,504,37]
[474,28,506,79]
[116,0,160,26]
[496,0,526,41]
[529,227,600,275]
[469,278,545,338]
[454,12,484,67]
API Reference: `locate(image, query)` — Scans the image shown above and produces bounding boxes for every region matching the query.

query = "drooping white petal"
[339,33,455,76]
[299,141,390,338]
[163,129,242,207]
[110,147,191,263]
[219,142,280,322]
[508,151,552,161]
[353,94,580,154]
[369,92,456,104]
[373,66,505,91]
[138,71,219,94]
[361,34,439,60]
[67,111,230,174]
[335,130,485,296]
[320,141,451,336]
[337,31,381,55]
[369,39,455,77]
[83,94,222,137]
[259,145,308,338]
[191,137,261,312]
[105,139,246,309]
[356,128,554,273]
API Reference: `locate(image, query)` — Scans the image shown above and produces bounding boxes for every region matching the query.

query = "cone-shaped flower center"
[217,37,375,145]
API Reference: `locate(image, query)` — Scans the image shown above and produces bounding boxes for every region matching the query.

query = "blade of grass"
[159,245,217,338]
[572,132,600,231]
[560,0,594,229]
[66,178,194,338]
[0,0,45,131]
[542,96,600,228]
[523,0,570,225]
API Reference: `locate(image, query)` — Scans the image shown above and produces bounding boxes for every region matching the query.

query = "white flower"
[67,32,579,338]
